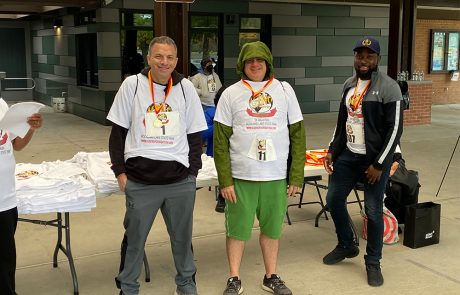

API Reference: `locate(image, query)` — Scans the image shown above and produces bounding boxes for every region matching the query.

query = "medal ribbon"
[241,76,274,98]
[349,79,371,111]
[148,71,173,114]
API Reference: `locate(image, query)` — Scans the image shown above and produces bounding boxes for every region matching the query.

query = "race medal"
[346,122,364,145]
[145,112,180,137]
[247,138,277,162]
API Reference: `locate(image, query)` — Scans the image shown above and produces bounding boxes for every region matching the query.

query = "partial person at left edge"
[107,36,207,295]
[0,98,42,295]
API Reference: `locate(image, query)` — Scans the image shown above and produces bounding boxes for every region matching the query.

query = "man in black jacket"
[322,36,403,287]
[107,36,207,295]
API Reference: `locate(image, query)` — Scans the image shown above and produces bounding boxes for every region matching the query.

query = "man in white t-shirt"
[0,98,42,295]
[214,41,306,295]
[107,36,207,295]
[322,36,403,287]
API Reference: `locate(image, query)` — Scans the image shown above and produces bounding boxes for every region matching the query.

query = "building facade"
[0,0,458,125]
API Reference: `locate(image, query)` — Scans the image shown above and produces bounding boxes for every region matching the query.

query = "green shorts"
[225,178,287,241]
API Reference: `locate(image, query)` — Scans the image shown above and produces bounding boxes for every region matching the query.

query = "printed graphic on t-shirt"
[207,75,217,93]
[244,92,279,133]
[345,85,366,154]
[16,170,40,180]
[246,92,277,118]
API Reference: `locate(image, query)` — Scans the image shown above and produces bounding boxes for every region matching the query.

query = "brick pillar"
[404,81,432,126]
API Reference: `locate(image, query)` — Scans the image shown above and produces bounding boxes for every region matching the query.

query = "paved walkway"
[13,104,460,295]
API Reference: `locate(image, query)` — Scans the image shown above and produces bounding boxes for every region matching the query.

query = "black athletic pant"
[0,207,18,295]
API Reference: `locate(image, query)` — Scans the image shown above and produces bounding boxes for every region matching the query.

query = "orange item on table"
[305,149,328,166]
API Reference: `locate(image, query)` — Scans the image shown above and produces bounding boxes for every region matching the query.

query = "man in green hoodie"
[214,41,306,295]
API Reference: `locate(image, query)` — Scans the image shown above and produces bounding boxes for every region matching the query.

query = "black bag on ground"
[403,202,441,248]
[384,159,420,223]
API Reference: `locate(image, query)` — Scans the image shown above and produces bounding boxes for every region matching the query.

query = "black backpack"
[397,80,410,110]
[384,159,420,223]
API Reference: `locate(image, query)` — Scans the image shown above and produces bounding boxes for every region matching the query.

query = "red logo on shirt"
[0,132,8,146]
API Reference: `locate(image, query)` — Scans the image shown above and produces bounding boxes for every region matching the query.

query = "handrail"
[4,77,36,90]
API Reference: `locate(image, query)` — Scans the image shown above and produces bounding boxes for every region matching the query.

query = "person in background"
[200,86,227,213]
[0,98,42,295]
[108,36,207,295]
[190,57,222,110]
[214,41,306,295]
[122,52,145,81]
[322,36,403,287]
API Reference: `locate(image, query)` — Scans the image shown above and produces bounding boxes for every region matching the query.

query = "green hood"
[236,41,274,80]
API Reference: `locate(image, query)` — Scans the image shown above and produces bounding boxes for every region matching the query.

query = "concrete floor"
[13,104,460,295]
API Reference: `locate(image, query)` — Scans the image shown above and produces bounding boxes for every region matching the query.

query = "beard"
[356,66,377,80]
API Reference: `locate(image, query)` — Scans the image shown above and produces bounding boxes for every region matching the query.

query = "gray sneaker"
[223,276,243,295]
[174,285,198,295]
[262,274,292,295]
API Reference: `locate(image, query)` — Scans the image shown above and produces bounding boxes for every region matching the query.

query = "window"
[189,14,222,77]
[120,11,153,79]
[239,15,271,48]
[76,33,98,87]
[430,30,459,73]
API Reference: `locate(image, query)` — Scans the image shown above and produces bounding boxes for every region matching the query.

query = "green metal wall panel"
[69,102,107,125]
[306,66,353,77]
[224,68,239,81]
[335,28,381,36]
[0,28,26,85]
[299,101,330,113]
[272,28,296,35]
[47,55,60,65]
[318,17,364,28]
[316,36,358,56]
[223,35,240,57]
[42,36,55,55]
[68,35,76,56]
[105,91,117,112]
[98,57,122,70]
[69,67,76,78]
[334,76,350,84]
[281,56,321,68]
[292,85,315,102]
[88,23,120,33]
[301,4,350,16]
[46,80,67,98]
[296,28,334,36]
[81,88,106,111]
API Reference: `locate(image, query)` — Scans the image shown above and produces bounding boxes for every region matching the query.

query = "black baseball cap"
[353,36,380,55]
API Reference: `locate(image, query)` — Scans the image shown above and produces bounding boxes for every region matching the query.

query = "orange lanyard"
[241,77,274,98]
[148,71,173,114]
[349,79,371,111]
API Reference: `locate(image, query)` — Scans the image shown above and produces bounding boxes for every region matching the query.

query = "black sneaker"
[223,277,243,295]
[323,245,360,265]
[215,194,226,213]
[366,263,384,287]
[262,274,292,295]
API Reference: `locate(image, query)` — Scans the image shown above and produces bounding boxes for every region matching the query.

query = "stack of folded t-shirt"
[15,161,96,214]
[69,151,119,194]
